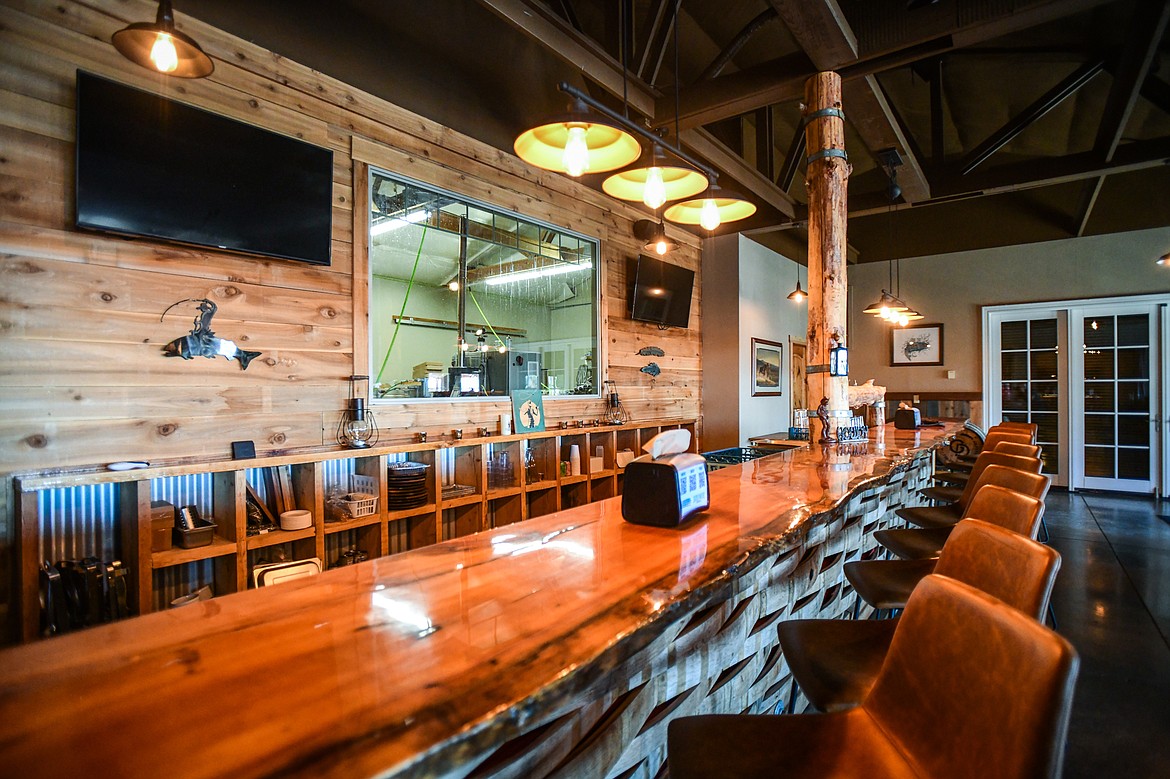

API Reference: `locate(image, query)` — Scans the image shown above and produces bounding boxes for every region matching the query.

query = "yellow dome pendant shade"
[602,147,708,209]
[514,99,641,177]
[112,0,214,78]
[663,185,756,230]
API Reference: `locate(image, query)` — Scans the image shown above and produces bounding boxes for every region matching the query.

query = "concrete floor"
[1045,491,1170,778]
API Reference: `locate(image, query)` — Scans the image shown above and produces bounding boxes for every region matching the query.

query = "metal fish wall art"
[637,346,665,357]
[640,362,661,377]
[161,298,262,370]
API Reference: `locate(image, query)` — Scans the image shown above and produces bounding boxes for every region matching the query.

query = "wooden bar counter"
[0,422,959,779]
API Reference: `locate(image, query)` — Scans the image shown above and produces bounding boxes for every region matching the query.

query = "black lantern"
[337,375,379,449]
[829,343,849,377]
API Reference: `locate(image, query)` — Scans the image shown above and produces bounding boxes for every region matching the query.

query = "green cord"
[467,287,505,348]
[375,225,428,386]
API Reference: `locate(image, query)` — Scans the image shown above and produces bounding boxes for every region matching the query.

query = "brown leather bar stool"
[896,461,1047,532]
[877,480,1048,560]
[847,516,1060,618]
[921,451,1041,505]
[934,441,1042,484]
[669,575,1079,779]
[777,520,1061,713]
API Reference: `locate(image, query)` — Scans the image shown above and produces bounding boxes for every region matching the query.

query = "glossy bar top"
[0,422,959,778]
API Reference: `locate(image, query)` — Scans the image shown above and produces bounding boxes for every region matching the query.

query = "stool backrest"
[981,430,1035,452]
[867,575,1078,779]
[956,453,1044,511]
[989,441,1043,459]
[935,519,1061,620]
[990,422,1039,443]
[961,480,1048,538]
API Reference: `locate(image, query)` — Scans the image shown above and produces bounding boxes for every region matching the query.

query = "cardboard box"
[149,500,175,553]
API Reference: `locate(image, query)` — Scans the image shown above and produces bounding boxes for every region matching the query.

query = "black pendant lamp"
[663,183,757,231]
[514,96,641,177]
[112,0,214,78]
[602,145,707,209]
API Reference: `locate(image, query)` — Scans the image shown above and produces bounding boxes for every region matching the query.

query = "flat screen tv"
[75,71,333,266]
[627,254,695,328]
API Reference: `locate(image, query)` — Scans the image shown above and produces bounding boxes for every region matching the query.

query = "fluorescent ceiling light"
[370,209,429,236]
[482,260,593,286]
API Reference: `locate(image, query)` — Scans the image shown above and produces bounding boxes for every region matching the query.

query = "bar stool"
[920,451,1041,505]
[877,480,1048,560]
[776,520,1061,713]
[896,461,1046,532]
[934,442,1042,484]
[669,575,1079,779]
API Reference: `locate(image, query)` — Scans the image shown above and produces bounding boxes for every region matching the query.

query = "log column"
[803,72,850,439]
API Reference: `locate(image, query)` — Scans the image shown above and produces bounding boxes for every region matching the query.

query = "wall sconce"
[160,298,260,369]
[633,219,678,256]
[829,341,849,377]
[112,0,214,78]
[337,375,379,449]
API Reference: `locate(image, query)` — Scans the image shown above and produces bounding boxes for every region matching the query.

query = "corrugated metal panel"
[38,484,120,563]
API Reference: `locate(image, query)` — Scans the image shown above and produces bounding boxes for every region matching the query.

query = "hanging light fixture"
[514,95,642,176]
[602,145,707,208]
[787,265,805,302]
[1157,252,1169,266]
[112,0,214,78]
[663,183,757,231]
[646,221,678,256]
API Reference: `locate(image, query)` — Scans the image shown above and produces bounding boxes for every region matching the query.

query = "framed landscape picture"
[751,337,783,396]
[891,323,944,366]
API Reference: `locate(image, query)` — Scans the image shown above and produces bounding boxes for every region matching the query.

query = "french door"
[985,296,1166,495]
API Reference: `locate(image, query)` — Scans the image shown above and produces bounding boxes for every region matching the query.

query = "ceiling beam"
[959,59,1106,176]
[661,0,1116,131]
[1093,0,1170,161]
[769,0,930,203]
[476,0,795,217]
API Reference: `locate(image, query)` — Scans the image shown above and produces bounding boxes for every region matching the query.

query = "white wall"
[848,226,1170,394]
[701,235,809,449]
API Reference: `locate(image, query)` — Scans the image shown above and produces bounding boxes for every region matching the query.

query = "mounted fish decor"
[640,362,661,377]
[900,336,932,361]
[637,345,665,357]
[161,298,261,370]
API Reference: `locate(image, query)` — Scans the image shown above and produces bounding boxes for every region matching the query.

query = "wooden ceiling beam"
[1093,0,1170,161]
[476,0,796,217]
[662,0,1116,132]
[769,0,930,203]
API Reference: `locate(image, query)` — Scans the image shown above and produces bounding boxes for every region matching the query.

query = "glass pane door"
[999,317,1062,478]
[1076,310,1155,492]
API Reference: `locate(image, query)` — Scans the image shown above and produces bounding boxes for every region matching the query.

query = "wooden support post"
[803,72,851,439]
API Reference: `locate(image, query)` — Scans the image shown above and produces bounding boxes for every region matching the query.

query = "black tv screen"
[627,254,695,328]
[75,71,333,266]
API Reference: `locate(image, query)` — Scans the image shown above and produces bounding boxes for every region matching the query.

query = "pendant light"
[663,183,757,230]
[112,0,214,78]
[602,145,707,209]
[632,218,678,256]
[787,265,805,302]
[514,96,642,176]
[1157,252,1169,266]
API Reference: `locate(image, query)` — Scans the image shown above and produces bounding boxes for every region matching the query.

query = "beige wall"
[848,226,1170,394]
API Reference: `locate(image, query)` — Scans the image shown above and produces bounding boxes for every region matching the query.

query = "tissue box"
[590,456,605,472]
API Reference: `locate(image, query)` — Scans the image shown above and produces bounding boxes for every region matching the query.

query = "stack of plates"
[387,461,429,509]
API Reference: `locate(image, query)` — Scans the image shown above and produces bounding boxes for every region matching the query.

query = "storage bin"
[173,518,216,549]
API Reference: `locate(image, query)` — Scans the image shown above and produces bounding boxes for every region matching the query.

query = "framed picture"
[751,338,783,396]
[789,338,807,412]
[891,323,944,366]
[510,389,546,433]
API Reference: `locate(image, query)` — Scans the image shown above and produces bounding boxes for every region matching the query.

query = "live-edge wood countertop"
[0,423,958,779]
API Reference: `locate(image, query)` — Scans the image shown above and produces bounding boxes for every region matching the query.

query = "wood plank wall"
[0,0,703,614]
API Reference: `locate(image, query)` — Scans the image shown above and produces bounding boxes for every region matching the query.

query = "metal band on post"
[805,148,849,165]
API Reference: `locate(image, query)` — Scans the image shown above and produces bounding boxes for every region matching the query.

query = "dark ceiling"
[180,0,1170,264]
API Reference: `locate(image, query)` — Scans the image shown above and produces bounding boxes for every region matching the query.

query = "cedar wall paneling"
[0,2,702,606]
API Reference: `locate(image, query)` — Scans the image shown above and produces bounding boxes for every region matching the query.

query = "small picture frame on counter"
[231,440,257,460]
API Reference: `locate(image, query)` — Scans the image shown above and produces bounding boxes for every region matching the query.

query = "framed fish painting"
[891,324,943,366]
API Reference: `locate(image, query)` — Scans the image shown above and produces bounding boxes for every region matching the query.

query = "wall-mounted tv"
[75,71,333,266]
[627,254,695,328]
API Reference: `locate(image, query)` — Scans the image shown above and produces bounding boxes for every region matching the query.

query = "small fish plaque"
[637,346,665,357]
[640,362,661,377]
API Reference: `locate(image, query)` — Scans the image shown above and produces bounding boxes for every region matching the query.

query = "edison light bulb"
[898,313,910,326]
[643,166,666,210]
[699,197,721,231]
[879,306,892,319]
[447,280,459,292]
[654,238,668,255]
[150,33,179,73]
[498,343,507,353]
[792,290,804,303]
[562,125,590,177]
